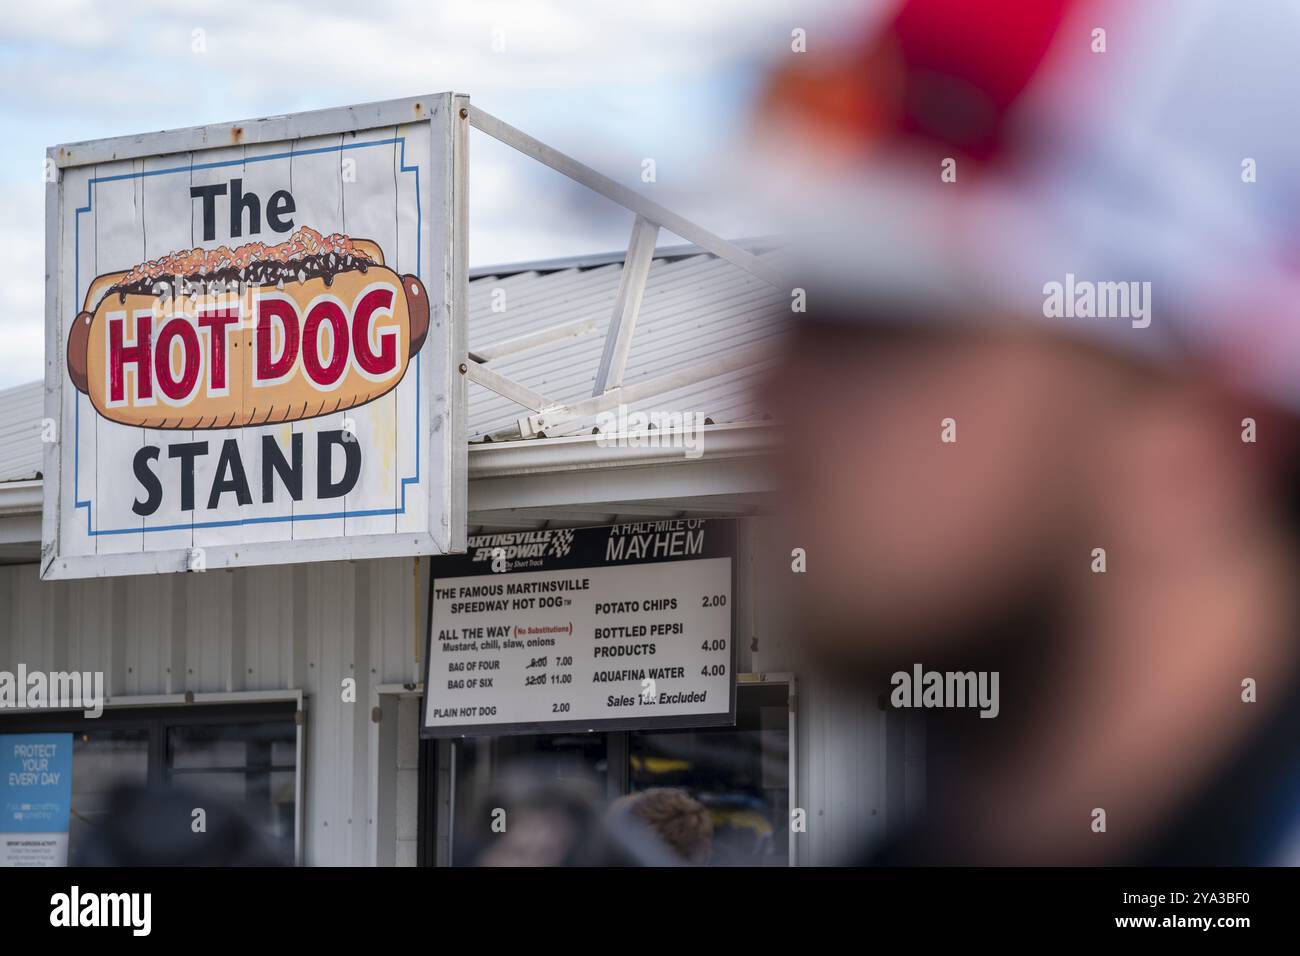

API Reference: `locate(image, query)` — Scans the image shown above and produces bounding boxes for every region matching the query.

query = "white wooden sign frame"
[41,94,468,579]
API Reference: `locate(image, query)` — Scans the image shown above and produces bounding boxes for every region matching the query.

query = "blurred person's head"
[609,788,713,865]
[469,759,680,867]
[755,0,1300,680]
[751,0,1300,864]
[768,312,1298,676]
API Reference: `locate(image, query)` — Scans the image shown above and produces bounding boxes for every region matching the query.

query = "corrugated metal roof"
[0,381,43,483]
[468,249,784,439]
[0,247,783,482]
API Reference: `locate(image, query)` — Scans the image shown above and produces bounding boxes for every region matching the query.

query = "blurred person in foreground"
[74,784,289,866]
[609,788,713,865]
[757,0,1300,864]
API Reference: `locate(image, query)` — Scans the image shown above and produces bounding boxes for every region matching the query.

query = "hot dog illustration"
[66,227,429,429]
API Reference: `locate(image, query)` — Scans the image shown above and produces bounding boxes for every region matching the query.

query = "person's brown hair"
[614,788,713,865]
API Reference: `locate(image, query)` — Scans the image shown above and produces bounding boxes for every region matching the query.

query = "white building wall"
[0,516,901,866]
[795,680,890,864]
[394,696,423,866]
[0,556,423,866]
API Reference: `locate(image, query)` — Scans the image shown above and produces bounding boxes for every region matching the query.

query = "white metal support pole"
[467,105,784,289]
[593,215,658,396]
[463,361,552,411]
[460,102,786,439]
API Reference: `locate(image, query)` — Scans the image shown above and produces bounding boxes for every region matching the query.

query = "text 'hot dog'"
[67,227,429,429]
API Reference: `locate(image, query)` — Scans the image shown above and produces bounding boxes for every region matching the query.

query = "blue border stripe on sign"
[72,136,423,535]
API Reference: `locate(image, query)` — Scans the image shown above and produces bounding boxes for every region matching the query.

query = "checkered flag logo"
[549,529,575,557]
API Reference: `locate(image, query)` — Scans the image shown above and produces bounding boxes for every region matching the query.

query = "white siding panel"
[183,570,233,693]
[0,556,420,866]
[795,680,889,865]
[121,571,170,695]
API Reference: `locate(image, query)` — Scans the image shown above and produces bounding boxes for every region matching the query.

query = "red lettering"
[108,312,153,404]
[351,287,398,376]
[154,319,201,402]
[302,300,349,387]
[256,297,299,383]
[199,306,240,391]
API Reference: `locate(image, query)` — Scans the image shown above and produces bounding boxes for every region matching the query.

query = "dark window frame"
[0,701,299,855]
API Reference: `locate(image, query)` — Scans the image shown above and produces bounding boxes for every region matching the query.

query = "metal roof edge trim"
[0,425,778,528]
[0,479,41,517]
[467,422,776,479]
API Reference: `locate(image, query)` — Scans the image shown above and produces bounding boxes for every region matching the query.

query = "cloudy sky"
[0,0,865,389]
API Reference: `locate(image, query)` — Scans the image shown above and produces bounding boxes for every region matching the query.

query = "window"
[422,681,791,866]
[67,726,151,852]
[628,681,790,865]
[166,720,298,852]
[1,702,299,863]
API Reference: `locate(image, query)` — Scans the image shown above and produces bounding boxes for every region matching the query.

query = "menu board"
[421,520,736,737]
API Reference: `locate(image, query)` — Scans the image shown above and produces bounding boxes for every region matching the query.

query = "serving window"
[419,678,792,866]
[0,700,300,864]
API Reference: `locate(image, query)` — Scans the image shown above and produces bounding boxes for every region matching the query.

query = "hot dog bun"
[67,232,429,430]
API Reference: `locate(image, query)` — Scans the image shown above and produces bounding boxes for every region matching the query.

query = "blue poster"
[1,733,73,866]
